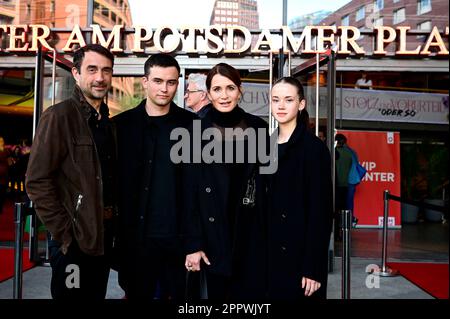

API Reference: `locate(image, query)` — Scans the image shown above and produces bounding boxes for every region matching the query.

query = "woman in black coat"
[267,77,333,299]
[183,63,268,300]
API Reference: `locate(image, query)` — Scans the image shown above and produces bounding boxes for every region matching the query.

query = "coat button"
[281,246,287,252]
[144,187,149,191]
[96,176,100,180]
[148,160,152,164]
[205,187,211,193]
[208,217,215,222]
[281,213,287,219]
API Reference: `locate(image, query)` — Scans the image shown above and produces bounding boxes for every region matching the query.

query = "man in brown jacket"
[26,44,117,299]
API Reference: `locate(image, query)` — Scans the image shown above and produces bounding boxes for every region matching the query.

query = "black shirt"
[88,104,116,207]
[144,112,177,237]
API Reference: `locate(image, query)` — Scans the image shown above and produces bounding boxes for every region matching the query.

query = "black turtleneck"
[210,106,245,128]
[208,106,248,240]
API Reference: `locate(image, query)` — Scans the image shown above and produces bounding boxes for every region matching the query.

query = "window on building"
[341,15,350,26]
[417,20,432,30]
[50,0,55,12]
[94,1,100,12]
[373,17,383,26]
[393,7,406,24]
[374,0,384,12]
[26,4,31,16]
[393,0,400,2]
[417,20,432,39]
[358,27,365,40]
[417,0,432,15]
[102,7,109,17]
[356,6,365,21]
[111,12,117,23]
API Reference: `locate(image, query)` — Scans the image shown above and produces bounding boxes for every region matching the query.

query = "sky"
[128,0,351,29]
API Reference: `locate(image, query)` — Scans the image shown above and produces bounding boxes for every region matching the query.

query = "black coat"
[183,106,269,299]
[266,120,333,299]
[113,100,197,289]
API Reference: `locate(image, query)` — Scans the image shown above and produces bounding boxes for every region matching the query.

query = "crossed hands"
[185,251,210,272]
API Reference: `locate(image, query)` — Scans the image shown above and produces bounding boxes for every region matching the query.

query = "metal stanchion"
[13,202,25,299]
[369,190,398,277]
[341,209,352,299]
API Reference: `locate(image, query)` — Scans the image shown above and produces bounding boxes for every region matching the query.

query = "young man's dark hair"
[72,44,115,72]
[144,53,180,76]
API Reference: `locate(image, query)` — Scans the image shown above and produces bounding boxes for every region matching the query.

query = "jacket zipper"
[74,194,83,222]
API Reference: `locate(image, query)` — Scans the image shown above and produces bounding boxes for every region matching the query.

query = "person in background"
[266,77,332,299]
[354,72,373,90]
[318,130,326,143]
[335,133,360,228]
[184,73,211,118]
[26,44,117,299]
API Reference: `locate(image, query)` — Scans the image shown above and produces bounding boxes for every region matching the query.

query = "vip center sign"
[0,24,448,56]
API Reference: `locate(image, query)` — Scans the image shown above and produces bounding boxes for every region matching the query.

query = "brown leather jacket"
[26,86,113,256]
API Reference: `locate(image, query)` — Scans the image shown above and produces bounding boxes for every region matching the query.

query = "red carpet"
[0,248,36,283]
[0,199,16,241]
[388,262,449,299]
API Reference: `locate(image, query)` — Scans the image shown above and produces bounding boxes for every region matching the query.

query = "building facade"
[0,0,134,115]
[210,0,259,48]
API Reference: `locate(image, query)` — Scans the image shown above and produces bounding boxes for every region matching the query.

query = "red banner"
[337,130,401,228]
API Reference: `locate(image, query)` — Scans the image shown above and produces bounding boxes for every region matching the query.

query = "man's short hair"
[72,44,114,73]
[144,54,180,77]
[335,133,347,144]
[187,73,207,91]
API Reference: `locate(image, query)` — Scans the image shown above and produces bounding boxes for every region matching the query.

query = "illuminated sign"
[0,24,448,56]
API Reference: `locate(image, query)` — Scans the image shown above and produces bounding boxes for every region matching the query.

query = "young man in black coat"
[114,54,197,299]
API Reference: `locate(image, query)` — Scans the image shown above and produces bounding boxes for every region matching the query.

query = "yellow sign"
[0,24,448,56]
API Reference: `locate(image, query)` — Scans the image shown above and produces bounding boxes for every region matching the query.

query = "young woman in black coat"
[267,77,333,299]
[183,63,268,300]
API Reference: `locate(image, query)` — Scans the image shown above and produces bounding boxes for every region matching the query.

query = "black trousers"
[48,221,114,300]
[204,272,230,300]
[124,237,185,300]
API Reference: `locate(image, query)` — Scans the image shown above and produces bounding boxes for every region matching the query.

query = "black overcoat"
[266,119,333,299]
[113,100,197,290]
[183,106,269,299]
